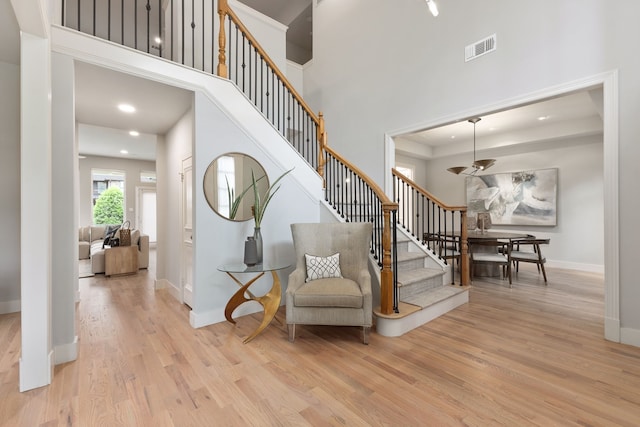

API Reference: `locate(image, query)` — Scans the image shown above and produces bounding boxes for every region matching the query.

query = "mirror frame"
[203,152,269,222]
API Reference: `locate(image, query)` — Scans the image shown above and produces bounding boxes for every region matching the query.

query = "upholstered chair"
[287,222,373,344]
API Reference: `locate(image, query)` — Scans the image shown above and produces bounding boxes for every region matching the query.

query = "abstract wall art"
[466,168,558,226]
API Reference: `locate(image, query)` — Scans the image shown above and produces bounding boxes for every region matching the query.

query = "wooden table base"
[223,270,282,343]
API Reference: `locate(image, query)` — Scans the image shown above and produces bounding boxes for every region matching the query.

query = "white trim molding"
[386,70,621,344]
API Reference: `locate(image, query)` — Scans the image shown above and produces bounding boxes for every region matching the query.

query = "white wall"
[78,155,156,226]
[400,136,604,271]
[0,60,20,313]
[156,104,194,294]
[306,0,640,338]
[191,90,322,327]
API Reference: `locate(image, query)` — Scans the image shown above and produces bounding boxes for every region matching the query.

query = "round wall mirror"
[203,153,269,221]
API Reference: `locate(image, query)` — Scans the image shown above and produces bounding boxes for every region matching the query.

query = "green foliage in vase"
[251,168,294,228]
[93,187,124,225]
[227,173,267,220]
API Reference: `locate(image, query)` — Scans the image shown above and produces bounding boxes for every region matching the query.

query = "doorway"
[137,187,157,244]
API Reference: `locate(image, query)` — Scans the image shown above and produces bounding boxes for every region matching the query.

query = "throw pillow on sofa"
[102,224,121,248]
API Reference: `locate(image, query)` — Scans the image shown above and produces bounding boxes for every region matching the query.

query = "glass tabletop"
[217,263,290,273]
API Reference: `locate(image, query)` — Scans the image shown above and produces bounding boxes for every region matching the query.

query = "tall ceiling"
[237,0,312,64]
[0,0,19,65]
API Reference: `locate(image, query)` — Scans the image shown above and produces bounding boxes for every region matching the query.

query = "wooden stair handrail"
[392,168,469,286]
[392,168,467,211]
[217,0,319,127]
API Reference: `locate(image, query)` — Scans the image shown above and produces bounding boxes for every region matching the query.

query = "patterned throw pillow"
[305,253,342,282]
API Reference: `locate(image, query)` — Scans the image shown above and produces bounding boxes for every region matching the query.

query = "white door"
[182,157,194,308]
[137,187,157,243]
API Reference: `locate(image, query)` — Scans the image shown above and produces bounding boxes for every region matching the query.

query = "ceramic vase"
[253,227,263,264]
[244,236,258,266]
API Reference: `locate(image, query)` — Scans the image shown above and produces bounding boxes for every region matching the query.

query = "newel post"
[317,112,326,185]
[217,0,228,78]
[380,202,398,315]
[460,211,470,286]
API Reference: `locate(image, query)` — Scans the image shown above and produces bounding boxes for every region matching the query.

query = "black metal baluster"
[201,0,204,69]
[158,0,162,57]
[108,0,111,40]
[146,0,150,53]
[191,0,195,67]
[170,0,173,60]
[92,0,96,35]
[135,0,138,49]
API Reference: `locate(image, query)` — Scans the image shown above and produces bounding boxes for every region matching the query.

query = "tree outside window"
[92,169,125,224]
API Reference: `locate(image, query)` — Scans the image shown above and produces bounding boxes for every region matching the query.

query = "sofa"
[78,225,149,274]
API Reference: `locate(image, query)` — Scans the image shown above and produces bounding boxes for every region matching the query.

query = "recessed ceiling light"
[129,130,140,136]
[537,115,549,121]
[450,135,456,139]
[118,104,136,113]
[120,149,129,154]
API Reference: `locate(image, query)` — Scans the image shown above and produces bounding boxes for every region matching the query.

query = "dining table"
[456,230,533,278]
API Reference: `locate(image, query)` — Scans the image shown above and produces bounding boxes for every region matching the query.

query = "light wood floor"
[1,264,640,426]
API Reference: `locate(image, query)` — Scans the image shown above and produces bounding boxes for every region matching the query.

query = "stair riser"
[397,258,425,271]
[399,276,443,299]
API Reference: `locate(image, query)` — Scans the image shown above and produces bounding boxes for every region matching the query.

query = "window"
[216,156,236,218]
[91,169,126,224]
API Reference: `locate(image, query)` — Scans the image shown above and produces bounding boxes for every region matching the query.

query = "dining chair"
[422,233,461,267]
[509,238,550,283]
[469,239,512,286]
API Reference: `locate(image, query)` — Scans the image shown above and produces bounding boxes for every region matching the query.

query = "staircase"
[374,228,469,337]
[59,0,470,335]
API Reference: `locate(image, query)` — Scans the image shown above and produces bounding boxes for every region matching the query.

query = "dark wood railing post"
[460,211,470,286]
[380,202,398,315]
[217,0,228,78]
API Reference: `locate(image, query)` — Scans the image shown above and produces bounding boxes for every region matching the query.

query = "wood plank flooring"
[1,264,640,426]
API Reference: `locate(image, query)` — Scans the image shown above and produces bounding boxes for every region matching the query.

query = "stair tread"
[397,268,444,286]
[402,285,468,309]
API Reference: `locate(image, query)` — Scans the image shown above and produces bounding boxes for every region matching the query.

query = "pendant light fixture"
[447,117,496,175]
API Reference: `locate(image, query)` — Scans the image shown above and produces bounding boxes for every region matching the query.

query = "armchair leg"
[288,324,295,343]
[363,326,370,345]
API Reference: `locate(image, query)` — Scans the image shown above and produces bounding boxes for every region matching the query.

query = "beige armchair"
[287,222,373,344]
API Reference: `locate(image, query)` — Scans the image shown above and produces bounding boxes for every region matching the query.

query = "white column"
[51,52,78,364]
[19,32,53,392]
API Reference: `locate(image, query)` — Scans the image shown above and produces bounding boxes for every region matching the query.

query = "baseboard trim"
[0,299,21,314]
[54,336,78,364]
[621,327,640,348]
[546,260,604,274]
[375,289,469,337]
[605,316,621,342]
[19,350,54,392]
[190,301,263,328]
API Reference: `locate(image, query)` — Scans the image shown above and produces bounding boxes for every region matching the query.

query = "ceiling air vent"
[465,34,497,62]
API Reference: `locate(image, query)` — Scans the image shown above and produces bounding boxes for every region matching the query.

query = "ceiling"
[395,89,604,161]
[74,62,193,161]
[0,0,19,65]
[237,0,313,64]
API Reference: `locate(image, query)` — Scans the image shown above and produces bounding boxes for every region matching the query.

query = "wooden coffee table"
[105,246,139,277]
